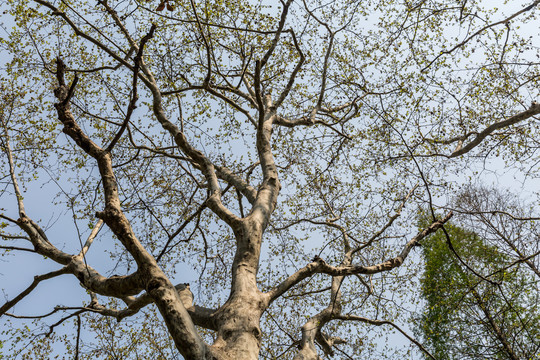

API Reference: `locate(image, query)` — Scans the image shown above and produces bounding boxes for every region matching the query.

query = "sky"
[1,0,540,359]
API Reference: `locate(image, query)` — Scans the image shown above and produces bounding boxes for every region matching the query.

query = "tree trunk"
[212,294,265,359]
[209,219,267,359]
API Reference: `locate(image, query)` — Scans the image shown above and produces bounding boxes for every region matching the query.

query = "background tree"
[1,0,540,359]
[416,218,540,359]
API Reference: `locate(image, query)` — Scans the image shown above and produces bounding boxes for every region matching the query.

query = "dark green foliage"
[416,220,540,360]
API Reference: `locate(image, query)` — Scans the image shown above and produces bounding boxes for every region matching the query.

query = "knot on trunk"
[146,277,167,293]
[95,208,120,221]
[54,85,68,101]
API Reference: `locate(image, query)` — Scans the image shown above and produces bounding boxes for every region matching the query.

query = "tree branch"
[266,212,452,303]
[78,219,103,257]
[335,314,437,360]
[450,103,540,157]
[87,284,218,330]
[214,165,257,204]
[105,24,157,153]
[0,112,25,217]
[0,267,69,316]
[139,62,241,229]
[33,0,135,72]
[421,0,540,72]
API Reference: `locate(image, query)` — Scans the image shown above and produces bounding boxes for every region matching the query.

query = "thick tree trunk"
[209,220,267,359]
[212,294,265,359]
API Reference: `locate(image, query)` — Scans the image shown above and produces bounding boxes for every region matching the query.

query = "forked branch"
[266,212,452,303]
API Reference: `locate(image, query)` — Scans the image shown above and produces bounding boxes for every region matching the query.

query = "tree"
[1,0,540,358]
[416,219,540,359]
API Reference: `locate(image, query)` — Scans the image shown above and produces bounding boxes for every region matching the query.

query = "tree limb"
[335,314,437,360]
[450,103,540,157]
[0,267,70,316]
[266,212,452,303]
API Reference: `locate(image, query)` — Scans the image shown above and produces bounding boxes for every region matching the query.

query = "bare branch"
[335,314,437,360]
[214,165,257,204]
[0,113,25,216]
[45,309,85,337]
[88,283,217,330]
[106,24,157,153]
[260,0,294,68]
[353,185,418,253]
[0,267,69,316]
[0,245,36,253]
[75,314,81,360]
[274,30,305,108]
[78,219,104,256]
[449,103,540,157]
[139,68,241,229]
[421,0,540,72]
[189,0,212,85]
[273,115,352,139]
[33,0,134,72]
[266,212,452,302]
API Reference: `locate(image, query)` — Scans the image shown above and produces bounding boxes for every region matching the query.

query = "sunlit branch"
[54,58,156,268]
[243,76,257,101]
[11,213,145,299]
[214,165,257,204]
[140,64,241,229]
[1,114,25,216]
[251,95,281,230]
[86,284,218,329]
[78,219,104,257]
[315,331,347,357]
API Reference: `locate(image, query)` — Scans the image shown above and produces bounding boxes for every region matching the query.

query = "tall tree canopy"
[1,0,540,358]
[416,217,540,359]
